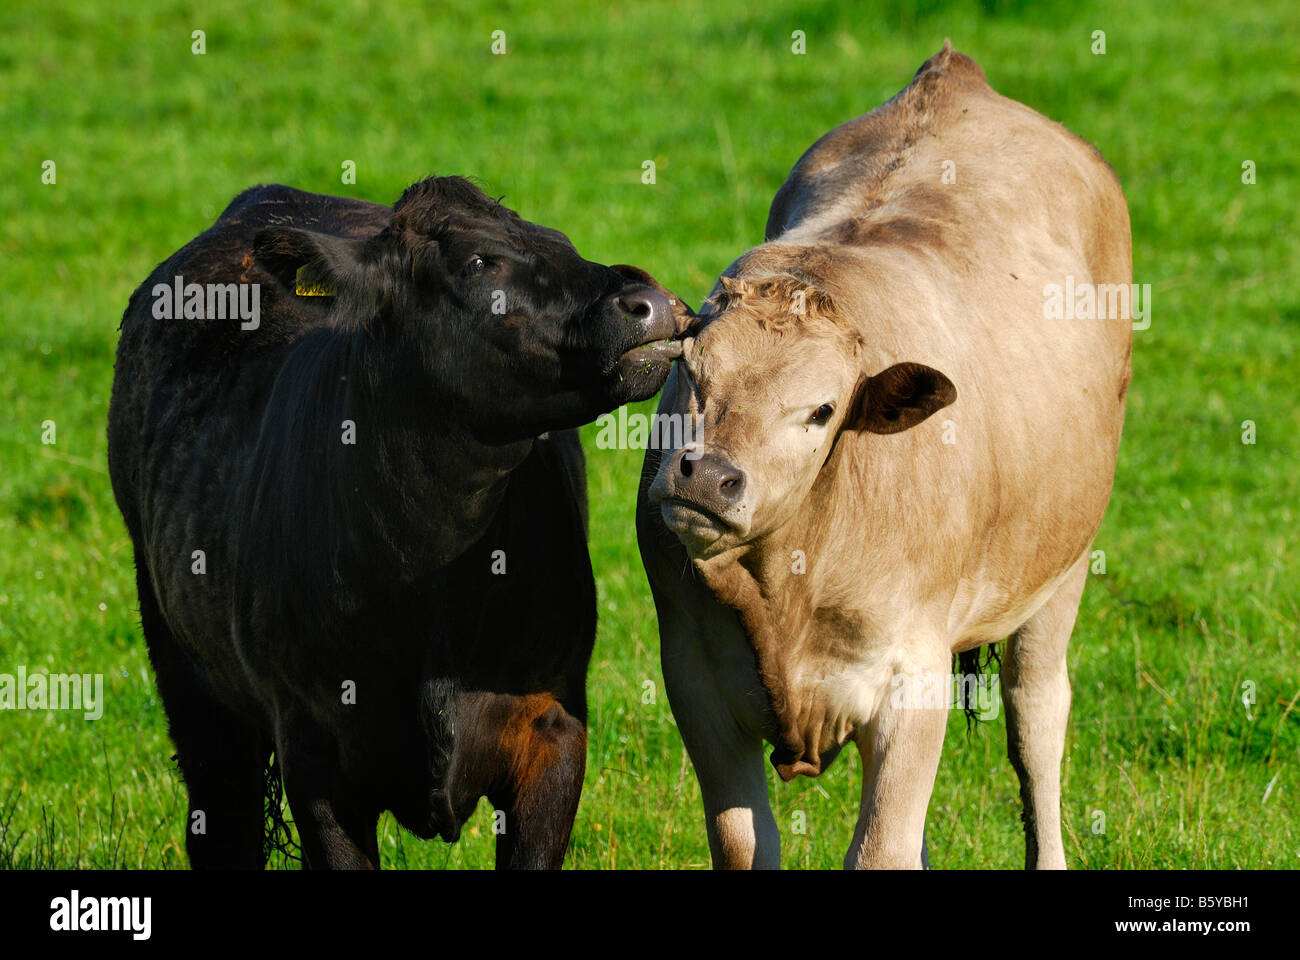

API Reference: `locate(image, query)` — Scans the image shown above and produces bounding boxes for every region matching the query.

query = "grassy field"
[1,0,1296,869]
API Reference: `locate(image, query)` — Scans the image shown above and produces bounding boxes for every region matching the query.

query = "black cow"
[107,176,686,868]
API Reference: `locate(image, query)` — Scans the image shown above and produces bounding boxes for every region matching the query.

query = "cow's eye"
[809,403,835,426]
[467,255,486,272]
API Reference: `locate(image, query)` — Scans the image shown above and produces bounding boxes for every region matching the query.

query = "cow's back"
[766,44,1130,287]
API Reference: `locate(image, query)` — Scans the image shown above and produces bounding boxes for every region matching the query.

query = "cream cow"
[637,42,1132,869]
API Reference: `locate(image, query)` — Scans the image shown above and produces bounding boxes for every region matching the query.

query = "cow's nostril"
[718,471,745,501]
[618,293,654,319]
[615,287,672,332]
[679,456,694,478]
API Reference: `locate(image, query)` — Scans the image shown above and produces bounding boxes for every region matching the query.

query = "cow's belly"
[947,560,1081,652]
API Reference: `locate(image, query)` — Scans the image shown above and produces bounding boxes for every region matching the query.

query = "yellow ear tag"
[295,264,336,297]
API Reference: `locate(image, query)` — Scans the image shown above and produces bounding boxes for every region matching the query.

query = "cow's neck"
[252,324,534,594]
[691,464,874,779]
[694,539,819,778]
[352,326,540,577]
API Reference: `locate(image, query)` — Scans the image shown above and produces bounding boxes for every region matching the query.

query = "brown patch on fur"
[900,183,959,219]
[826,216,945,249]
[497,693,566,795]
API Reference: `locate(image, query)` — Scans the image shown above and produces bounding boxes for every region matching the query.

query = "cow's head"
[649,272,955,558]
[254,176,689,439]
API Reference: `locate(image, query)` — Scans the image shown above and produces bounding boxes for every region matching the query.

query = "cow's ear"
[851,362,956,434]
[253,228,374,299]
[611,264,698,335]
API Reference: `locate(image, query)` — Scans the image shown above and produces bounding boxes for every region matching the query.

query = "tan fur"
[638,43,1131,869]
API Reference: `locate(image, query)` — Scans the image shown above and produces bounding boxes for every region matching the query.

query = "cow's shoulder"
[801,42,993,175]
[907,38,989,90]
[767,43,996,239]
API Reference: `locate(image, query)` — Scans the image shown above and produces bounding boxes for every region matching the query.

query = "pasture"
[0,0,1296,868]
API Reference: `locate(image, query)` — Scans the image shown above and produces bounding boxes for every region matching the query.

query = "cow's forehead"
[526,223,578,252]
[691,312,855,397]
[436,213,576,256]
[389,176,580,254]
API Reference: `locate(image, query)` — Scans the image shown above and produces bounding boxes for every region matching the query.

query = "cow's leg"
[486,695,587,870]
[276,720,380,869]
[170,698,269,870]
[661,616,779,870]
[680,705,777,871]
[691,715,777,871]
[1003,551,1089,870]
[137,563,268,869]
[844,662,948,870]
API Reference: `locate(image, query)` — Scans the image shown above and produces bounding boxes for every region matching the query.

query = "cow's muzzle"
[650,446,749,553]
[603,284,684,401]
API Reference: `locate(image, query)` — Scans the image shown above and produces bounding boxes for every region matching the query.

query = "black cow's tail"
[263,752,301,868]
[954,643,1001,733]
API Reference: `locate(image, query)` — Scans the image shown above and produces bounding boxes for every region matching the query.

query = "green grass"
[1,0,1296,869]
